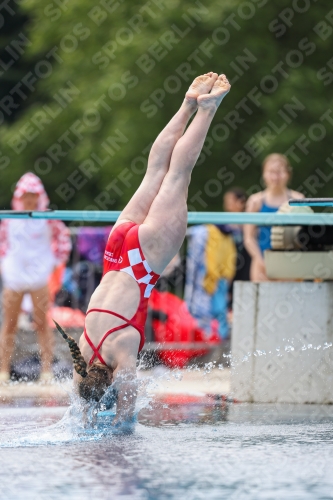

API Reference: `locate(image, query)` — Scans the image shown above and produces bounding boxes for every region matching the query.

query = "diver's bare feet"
[197,74,231,111]
[184,72,218,109]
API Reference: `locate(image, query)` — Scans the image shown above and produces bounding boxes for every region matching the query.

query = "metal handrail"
[1,210,333,225]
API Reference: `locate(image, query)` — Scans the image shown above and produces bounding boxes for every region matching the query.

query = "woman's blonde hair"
[262,153,292,175]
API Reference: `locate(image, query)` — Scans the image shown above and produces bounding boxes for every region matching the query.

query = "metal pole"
[1,210,333,225]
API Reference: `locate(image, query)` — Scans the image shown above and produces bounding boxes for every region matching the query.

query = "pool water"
[0,402,333,499]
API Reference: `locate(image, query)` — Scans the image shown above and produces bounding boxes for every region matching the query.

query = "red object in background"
[149,290,220,368]
[48,264,65,304]
[48,307,85,329]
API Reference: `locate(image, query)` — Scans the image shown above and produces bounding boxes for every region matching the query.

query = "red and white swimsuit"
[84,222,160,365]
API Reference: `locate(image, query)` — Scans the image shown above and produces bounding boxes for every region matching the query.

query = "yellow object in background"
[203,225,236,294]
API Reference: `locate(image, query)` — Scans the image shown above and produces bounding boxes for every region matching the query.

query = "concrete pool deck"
[0,368,231,405]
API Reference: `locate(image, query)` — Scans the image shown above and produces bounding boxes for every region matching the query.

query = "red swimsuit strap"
[84,308,142,365]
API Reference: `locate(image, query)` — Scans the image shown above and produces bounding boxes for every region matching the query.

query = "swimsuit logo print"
[118,256,123,264]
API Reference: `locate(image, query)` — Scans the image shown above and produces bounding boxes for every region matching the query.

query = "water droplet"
[285,345,294,352]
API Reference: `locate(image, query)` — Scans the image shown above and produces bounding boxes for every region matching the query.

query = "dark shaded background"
[1,0,332,211]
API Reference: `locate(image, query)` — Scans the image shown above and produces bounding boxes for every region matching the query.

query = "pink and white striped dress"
[0,173,71,292]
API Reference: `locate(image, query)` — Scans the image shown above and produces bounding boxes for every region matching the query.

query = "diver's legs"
[140,74,231,273]
[113,73,218,227]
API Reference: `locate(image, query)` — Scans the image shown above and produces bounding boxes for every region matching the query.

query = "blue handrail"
[289,198,333,207]
[1,210,333,225]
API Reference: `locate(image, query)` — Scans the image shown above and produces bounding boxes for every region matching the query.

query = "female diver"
[55,72,231,425]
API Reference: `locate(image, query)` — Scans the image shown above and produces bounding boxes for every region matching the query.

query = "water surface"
[0,402,333,499]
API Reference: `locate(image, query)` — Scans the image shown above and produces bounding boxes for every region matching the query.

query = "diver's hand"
[112,415,135,434]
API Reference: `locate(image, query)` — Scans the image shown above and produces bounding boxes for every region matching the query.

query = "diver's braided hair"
[53,320,88,378]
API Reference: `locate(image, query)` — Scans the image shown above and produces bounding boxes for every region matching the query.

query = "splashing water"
[1,402,333,499]
[0,361,219,449]
[1,359,333,498]
[0,374,156,448]
[230,339,333,368]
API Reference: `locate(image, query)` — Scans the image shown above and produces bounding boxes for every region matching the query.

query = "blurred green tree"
[0,0,332,210]
[0,0,31,125]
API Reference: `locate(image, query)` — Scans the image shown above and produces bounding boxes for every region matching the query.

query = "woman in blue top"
[244,153,304,281]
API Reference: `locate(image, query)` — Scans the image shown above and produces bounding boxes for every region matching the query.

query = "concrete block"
[231,282,333,403]
[231,282,257,402]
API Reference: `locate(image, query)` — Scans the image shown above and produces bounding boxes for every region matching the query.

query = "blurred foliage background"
[0,0,332,210]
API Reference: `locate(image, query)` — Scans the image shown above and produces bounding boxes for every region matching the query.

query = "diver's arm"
[112,363,138,425]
